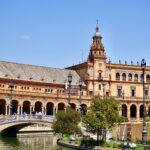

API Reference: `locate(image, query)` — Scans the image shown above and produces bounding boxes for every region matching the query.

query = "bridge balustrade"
[0,114,54,124]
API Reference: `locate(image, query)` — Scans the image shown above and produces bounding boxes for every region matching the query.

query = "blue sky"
[0,0,150,68]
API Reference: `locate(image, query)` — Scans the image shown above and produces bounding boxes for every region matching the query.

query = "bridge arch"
[0,121,52,137]
[0,115,54,137]
[0,99,6,115]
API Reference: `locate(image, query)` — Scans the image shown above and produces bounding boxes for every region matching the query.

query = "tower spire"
[94,20,101,37]
[88,23,106,61]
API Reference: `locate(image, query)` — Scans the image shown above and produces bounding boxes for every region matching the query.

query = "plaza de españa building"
[0,25,149,122]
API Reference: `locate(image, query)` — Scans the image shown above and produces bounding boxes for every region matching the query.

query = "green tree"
[52,107,81,137]
[83,96,122,145]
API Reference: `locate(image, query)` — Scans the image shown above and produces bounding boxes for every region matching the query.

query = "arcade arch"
[23,101,31,114]
[46,102,54,115]
[12,100,18,114]
[70,103,76,110]
[58,103,65,111]
[80,104,87,115]
[140,105,144,118]
[0,99,6,115]
[130,104,137,119]
[35,101,42,113]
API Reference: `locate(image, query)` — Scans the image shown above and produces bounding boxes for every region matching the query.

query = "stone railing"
[0,114,54,124]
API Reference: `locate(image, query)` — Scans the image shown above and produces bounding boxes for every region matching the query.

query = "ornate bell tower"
[88,24,106,62]
[87,24,107,96]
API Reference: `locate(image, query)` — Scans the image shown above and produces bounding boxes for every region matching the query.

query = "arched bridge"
[0,115,54,137]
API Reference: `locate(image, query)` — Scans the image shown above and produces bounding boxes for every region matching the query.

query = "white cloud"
[21,35,31,40]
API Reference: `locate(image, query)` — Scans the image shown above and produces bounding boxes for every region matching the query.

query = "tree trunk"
[97,128,100,146]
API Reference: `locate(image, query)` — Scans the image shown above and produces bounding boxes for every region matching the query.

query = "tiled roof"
[0,61,82,85]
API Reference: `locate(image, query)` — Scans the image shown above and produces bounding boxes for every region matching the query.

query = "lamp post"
[9,80,14,115]
[79,79,83,114]
[122,90,125,150]
[102,83,106,99]
[122,90,125,119]
[68,72,72,106]
[141,58,147,145]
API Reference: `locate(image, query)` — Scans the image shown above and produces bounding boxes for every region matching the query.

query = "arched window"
[134,74,138,82]
[122,73,126,81]
[116,73,120,81]
[146,74,150,82]
[128,73,132,81]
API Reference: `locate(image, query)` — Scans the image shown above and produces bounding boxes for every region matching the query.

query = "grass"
[61,135,69,142]
[60,135,150,150]
[103,141,121,148]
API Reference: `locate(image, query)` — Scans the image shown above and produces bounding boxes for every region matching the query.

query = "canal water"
[0,134,73,150]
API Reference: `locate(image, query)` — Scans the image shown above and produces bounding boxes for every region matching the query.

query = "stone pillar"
[136,105,140,121]
[33,106,35,112]
[55,107,57,114]
[30,106,32,115]
[17,106,20,115]
[5,105,7,115]
[127,105,130,121]
[21,106,23,115]
[8,106,10,115]
[44,107,46,115]
[53,107,55,116]
[42,106,45,115]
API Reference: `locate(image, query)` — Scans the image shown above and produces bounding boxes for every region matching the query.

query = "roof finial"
[97,19,99,26]
[96,19,99,32]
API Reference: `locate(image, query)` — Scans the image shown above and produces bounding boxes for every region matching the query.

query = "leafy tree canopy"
[83,96,122,137]
[52,107,81,137]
